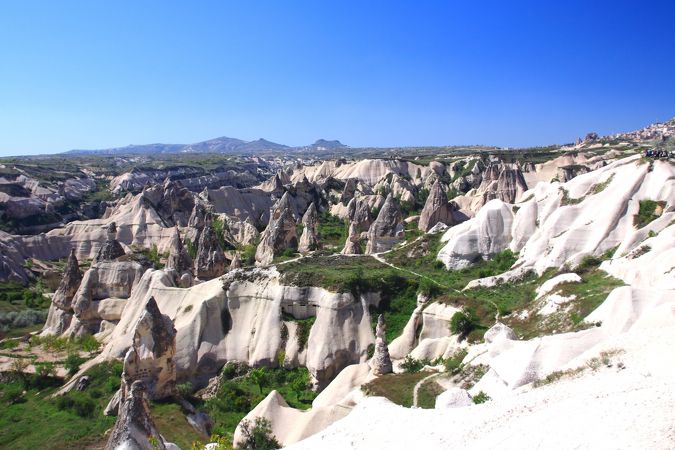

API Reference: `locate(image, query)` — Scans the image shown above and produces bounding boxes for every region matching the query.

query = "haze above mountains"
[67,137,348,155]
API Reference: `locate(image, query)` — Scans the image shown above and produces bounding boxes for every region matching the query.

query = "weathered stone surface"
[556,165,591,183]
[194,215,227,280]
[484,322,518,344]
[75,375,90,392]
[51,249,82,312]
[298,202,319,253]
[105,380,166,450]
[435,387,473,408]
[346,197,373,232]
[188,200,208,230]
[418,180,458,232]
[370,314,392,375]
[230,252,242,269]
[438,199,514,270]
[187,412,214,438]
[374,174,417,203]
[95,222,126,263]
[142,178,195,227]
[255,192,298,265]
[70,261,145,322]
[120,297,177,404]
[340,178,358,205]
[226,216,260,246]
[165,227,192,276]
[365,194,404,254]
[341,221,363,255]
[479,163,528,205]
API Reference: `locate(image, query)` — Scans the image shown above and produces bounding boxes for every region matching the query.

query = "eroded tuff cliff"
[438,156,675,274]
[87,268,379,391]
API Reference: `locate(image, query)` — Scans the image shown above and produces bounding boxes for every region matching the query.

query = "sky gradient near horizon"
[1,0,674,155]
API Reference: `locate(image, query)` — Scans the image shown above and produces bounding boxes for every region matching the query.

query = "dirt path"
[412,372,440,407]
[371,253,464,295]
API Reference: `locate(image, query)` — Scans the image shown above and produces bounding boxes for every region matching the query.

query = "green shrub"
[177,381,194,397]
[55,392,96,417]
[0,339,19,350]
[2,384,25,405]
[34,362,56,378]
[278,248,296,258]
[240,244,257,266]
[77,334,101,353]
[148,244,162,268]
[400,355,425,373]
[238,417,281,450]
[212,216,234,250]
[574,255,603,274]
[295,317,315,349]
[317,212,349,248]
[450,308,480,339]
[184,238,198,259]
[634,199,664,228]
[444,349,468,374]
[30,334,100,354]
[472,391,491,404]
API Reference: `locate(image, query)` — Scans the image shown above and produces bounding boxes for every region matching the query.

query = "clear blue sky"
[1,1,674,155]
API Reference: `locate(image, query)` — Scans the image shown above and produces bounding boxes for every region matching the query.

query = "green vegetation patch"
[151,401,202,449]
[505,263,624,339]
[633,199,665,228]
[416,379,445,409]
[361,372,430,407]
[317,212,349,248]
[202,364,317,440]
[589,173,615,195]
[0,281,50,338]
[0,361,121,450]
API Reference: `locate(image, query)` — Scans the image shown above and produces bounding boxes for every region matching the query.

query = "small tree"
[450,308,480,340]
[239,417,281,450]
[249,368,267,394]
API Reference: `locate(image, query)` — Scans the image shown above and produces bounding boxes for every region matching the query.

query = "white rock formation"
[341,222,363,255]
[255,192,298,265]
[369,315,392,375]
[120,296,177,402]
[194,215,227,280]
[298,202,319,253]
[292,159,430,186]
[438,199,514,270]
[535,273,582,299]
[104,380,167,450]
[68,268,380,393]
[418,180,463,232]
[165,226,193,277]
[434,388,473,409]
[365,194,404,254]
[438,156,675,275]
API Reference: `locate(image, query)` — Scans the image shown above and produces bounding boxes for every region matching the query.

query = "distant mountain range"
[66,137,348,155]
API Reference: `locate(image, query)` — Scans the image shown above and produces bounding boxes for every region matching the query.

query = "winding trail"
[412,372,441,407]
[371,252,464,296]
